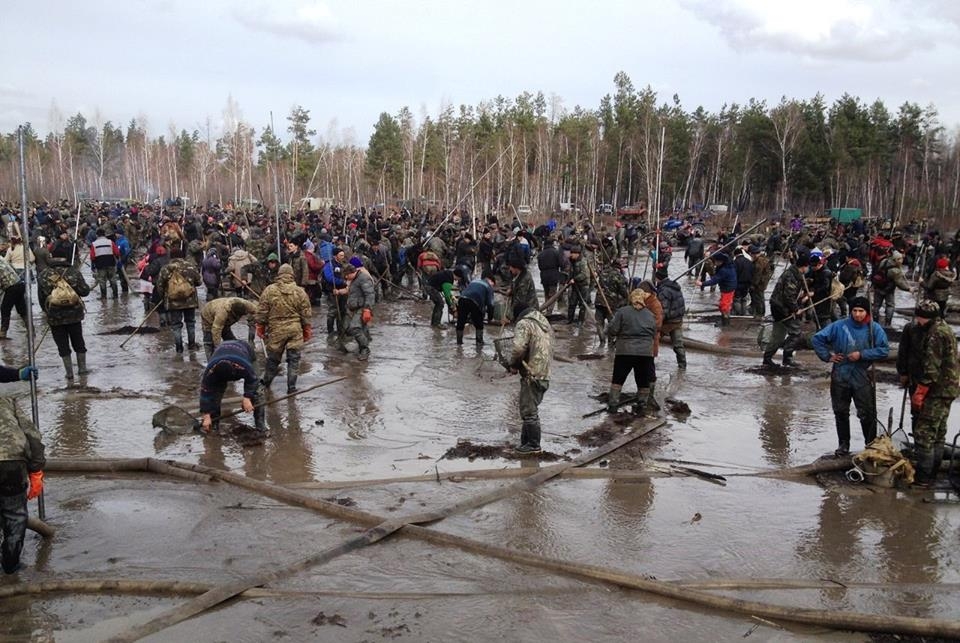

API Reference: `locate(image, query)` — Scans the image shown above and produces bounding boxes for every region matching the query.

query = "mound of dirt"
[441,439,564,462]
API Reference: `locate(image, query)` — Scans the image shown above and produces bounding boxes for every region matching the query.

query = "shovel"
[152,376,346,434]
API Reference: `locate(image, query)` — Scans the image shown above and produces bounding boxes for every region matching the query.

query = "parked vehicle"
[596,203,614,215]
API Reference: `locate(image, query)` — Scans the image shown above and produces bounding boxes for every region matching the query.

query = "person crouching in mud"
[199,340,267,437]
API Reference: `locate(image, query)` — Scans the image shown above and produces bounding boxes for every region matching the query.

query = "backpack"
[47,273,80,308]
[870,263,891,290]
[166,268,194,301]
[0,257,19,291]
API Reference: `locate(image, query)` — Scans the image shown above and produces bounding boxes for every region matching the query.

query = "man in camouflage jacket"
[499,302,554,454]
[909,300,960,484]
[200,297,258,360]
[257,264,312,393]
[156,247,202,353]
[38,256,91,380]
[0,363,44,574]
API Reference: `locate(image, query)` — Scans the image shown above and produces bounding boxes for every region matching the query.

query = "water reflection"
[798,488,942,615]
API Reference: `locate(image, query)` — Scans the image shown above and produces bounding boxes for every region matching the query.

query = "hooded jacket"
[607,292,658,357]
[505,309,553,380]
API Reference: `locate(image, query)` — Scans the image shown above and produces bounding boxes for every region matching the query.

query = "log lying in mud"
[39,449,960,639]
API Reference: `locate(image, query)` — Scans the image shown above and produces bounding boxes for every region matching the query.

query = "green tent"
[826,208,862,223]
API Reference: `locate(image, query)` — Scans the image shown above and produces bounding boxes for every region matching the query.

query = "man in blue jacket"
[811,296,889,456]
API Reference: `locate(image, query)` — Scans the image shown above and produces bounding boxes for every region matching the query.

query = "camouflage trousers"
[0,491,27,574]
[94,267,117,297]
[913,397,953,450]
[518,378,549,426]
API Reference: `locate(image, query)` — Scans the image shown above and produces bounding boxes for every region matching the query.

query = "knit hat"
[506,254,526,269]
[278,263,294,276]
[849,296,870,312]
[916,299,940,319]
[936,257,950,270]
[512,302,529,320]
[266,252,279,262]
[349,256,364,268]
[795,253,810,267]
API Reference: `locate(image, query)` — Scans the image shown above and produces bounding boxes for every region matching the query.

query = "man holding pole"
[199,340,266,437]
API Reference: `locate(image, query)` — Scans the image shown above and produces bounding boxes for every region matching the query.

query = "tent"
[826,208,862,223]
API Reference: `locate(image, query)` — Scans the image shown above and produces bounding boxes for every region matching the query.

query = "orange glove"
[911,384,930,413]
[302,325,313,342]
[27,471,43,500]
[361,308,373,324]
[256,323,266,339]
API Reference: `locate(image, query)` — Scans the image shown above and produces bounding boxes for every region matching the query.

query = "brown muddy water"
[1,259,958,642]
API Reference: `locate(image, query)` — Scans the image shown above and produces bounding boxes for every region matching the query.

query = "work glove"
[27,471,43,500]
[19,366,37,381]
[256,323,266,339]
[361,308,373,324]
[302,325,313,342]
[911,384,930,413]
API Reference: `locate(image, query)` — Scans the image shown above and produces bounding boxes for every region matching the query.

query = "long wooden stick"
[119,299,163,349]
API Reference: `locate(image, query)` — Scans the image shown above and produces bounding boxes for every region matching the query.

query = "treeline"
[1,72,958,226]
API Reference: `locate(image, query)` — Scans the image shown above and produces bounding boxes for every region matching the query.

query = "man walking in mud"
[257,264,312,394]
[499,302,554,454]
[811,296,889,457]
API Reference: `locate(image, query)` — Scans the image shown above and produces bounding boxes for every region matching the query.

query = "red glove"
[361,308,373,324]
[27,471,43,500]
[911,384,930,413]
[302,325,313,342]
[256,324,266,339]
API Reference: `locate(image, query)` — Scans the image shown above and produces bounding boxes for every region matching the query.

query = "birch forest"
[1,72,958,225]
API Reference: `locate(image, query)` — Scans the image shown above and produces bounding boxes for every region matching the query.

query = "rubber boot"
[632,388,650,416]
[76,352,89,375]
[175,338,184,354]
[262,356,281,388]
[111,283,118,298]
[456,330,463,345]
[677,351,687,370]
[286,349,301,394]
[834,441,850,457]
[913,446,937,485]
[62,355,74,380]
[932,444,945,479]
[762,351,776,367]
[186,324,199,351]
[475,328,484,346]
[646,382,660,412]
[606,385,621,413]
[782,351,796,367]
[253,404,268,435]
[0,326,7,340]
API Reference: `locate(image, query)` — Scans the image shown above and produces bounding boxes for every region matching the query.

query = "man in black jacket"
[655,267,687,369]
[537,235,563,314]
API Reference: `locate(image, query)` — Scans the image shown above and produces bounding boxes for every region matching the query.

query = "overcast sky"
[3,0,959,145]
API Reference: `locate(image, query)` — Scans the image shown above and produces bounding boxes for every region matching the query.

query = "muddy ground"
[0,256,958,642]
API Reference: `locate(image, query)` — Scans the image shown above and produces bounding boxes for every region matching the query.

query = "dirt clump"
[441,439,565,462]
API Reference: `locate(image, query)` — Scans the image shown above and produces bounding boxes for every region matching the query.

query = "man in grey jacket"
[343,264,376,361]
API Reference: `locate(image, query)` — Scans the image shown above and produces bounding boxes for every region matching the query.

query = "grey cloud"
[232,3,342,46]
[681,0,952,62]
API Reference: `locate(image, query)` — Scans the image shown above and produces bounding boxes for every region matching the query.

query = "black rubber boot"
[262,356,281,388]
[475,328,484,345]
[76,352,89,375]
[253,404,268,435]
[187,324,199,350]
[834,441,850,457]
[913,446,937,485]
[762,351,776,367]
[456,330,463,345]
[286,349,301,394]
[62,355,74,380]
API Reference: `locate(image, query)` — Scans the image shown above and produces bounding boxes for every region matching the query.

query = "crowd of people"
[0,198,957,573]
